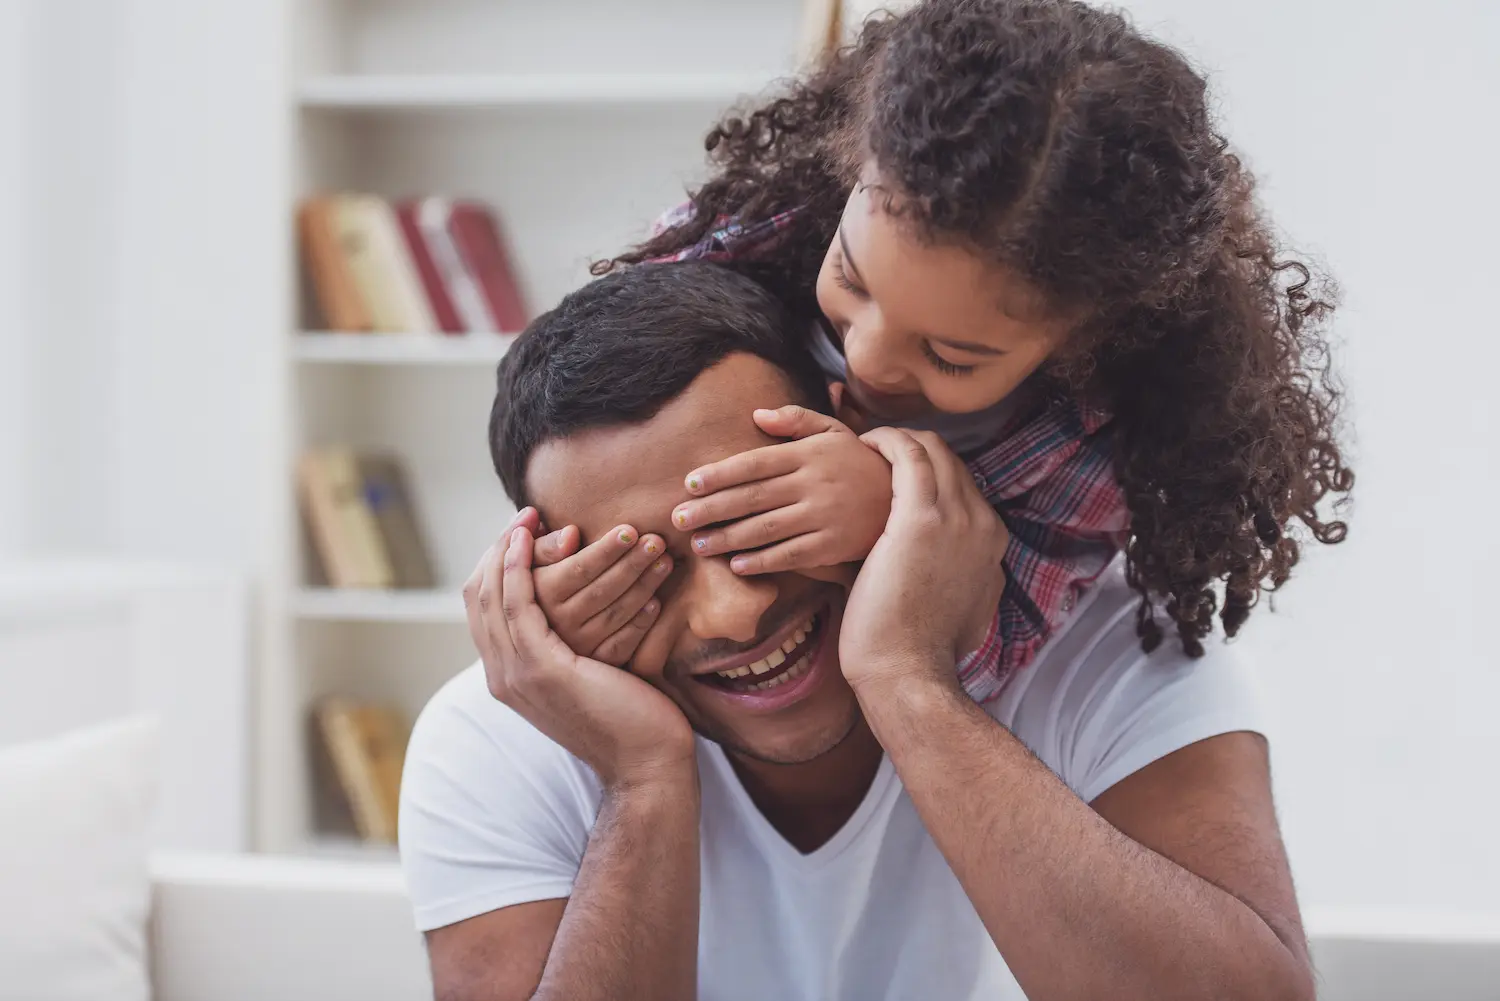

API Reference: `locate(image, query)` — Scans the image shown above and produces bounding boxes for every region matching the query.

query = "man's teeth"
[714,618,814,683]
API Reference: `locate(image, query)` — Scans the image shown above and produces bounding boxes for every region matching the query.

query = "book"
[394,200,464,334]
[357,454,436,589]
[449,201,529,334]
[334,194,438,333]
[417,196,498,334]
[798,0,843,66]
[324,448,396,588]
[297,197,373,332]
[313,698,409,845]
[298,448,396,589]
[298,450,371,588]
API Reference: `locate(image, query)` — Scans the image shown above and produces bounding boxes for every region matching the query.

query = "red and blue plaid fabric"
[648,203,1130,702]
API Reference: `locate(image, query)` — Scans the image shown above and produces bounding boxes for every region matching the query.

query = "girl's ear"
[828,382,871,434]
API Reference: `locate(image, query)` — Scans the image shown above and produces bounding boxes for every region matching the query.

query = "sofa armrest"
[149,852,431,1001]
[1307,907,1500,1001]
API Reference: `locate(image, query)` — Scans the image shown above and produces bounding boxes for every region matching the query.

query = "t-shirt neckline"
[702,740,899,872]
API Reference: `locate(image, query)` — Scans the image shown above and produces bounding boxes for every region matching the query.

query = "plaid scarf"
[649,204,1130,701]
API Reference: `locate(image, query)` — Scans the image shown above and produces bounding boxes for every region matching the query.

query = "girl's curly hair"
[599,0,1353,656]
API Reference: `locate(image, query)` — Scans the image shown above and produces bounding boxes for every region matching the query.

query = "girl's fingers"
[533,524,581,566]
[726,534,824,576]
[689,504,812,557]
[561,535,671,629]
[539,524,645,602]
[681,442,803,498]
[749,404,847,440]
[673,473,800,532]
[589,598,662,668]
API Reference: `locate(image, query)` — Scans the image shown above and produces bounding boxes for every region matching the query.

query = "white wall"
[1118,0,1500,913]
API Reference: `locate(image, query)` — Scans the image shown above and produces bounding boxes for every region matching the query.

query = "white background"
[1,0,1496,913]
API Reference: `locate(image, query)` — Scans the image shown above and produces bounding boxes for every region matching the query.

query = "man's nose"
[682,558,779,645]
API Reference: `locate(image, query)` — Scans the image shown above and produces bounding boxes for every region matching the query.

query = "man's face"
[526,353,861,765]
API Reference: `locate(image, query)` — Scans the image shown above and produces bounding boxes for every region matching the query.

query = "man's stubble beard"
[682,698,864,766]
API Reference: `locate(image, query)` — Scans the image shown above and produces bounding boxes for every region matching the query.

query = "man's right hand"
[464,521,695,790]
[514,508,674,667]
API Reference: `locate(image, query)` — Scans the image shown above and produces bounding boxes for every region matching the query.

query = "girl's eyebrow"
[932,336,1006,357]
[837,225,867,284]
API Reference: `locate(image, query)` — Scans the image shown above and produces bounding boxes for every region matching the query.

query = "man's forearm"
[534,769,700,1001]
[857,673,1308,1001]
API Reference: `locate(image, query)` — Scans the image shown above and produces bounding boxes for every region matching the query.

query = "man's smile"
[685,599,841,715]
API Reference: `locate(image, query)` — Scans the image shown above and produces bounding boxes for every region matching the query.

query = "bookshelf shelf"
[295,331,513,366]
[298,73,778,111]
[294,588,467,625]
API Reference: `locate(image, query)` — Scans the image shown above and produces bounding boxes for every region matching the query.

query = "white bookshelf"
[294,587,467,624]
[295,331,512,366]
[261,0,806,854]
[299,72,779,110]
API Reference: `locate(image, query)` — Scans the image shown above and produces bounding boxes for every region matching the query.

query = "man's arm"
[425,521,703,1001]
[860,676,1310,1001]
[426,771,700,1001]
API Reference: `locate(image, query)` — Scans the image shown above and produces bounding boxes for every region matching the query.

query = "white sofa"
[147,851,1500,1001]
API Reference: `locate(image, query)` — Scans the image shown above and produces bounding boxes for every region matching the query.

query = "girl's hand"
[511,507,674,667]
[672,405,893,575]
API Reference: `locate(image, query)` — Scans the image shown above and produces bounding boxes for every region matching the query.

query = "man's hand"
[512,508,674,667]
[671,405,893,575]
[464,519,695,789]
[838,428,1009,694]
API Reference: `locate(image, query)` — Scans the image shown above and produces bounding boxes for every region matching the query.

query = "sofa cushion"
[0,716,157,1001]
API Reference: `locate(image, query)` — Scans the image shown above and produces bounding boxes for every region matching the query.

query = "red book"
[449,202,529,334]
[394,201,464,334]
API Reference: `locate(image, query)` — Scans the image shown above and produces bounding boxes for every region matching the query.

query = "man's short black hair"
[490,261,830,506]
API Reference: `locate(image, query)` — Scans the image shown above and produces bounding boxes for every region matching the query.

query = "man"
[399,264,1314,1000]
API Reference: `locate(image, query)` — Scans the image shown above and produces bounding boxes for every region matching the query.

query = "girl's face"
[815,172,1072,420]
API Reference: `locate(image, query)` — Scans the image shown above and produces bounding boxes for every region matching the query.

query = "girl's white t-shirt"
[399,561,1265,1001]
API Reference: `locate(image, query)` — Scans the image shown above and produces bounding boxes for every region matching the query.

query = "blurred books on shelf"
[298,449,436,590]
[298,194,529,335]
[311,698,409,845]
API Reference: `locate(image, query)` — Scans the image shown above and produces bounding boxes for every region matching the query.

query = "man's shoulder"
[991,561,1264,801]
[406,661,594,790]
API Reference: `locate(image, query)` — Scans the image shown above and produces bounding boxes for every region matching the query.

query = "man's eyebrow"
[837,225,866,284]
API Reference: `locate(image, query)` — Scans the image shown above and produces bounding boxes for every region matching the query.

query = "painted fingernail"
[653,558,671,574]
[674,508,690,529]
[617,527,635,545]
[643,538,661,556]
[685,474,703,492]
[693,536,710,552]
[643,599,659,615]
[730,556,750,574]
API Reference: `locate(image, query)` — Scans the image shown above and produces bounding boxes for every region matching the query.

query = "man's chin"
[698,705,863,767]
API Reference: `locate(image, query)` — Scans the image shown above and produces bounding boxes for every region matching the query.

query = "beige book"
[298,451,367,588]
[314,699,409,844]
[320,448,395,589]
[335,195,435,333]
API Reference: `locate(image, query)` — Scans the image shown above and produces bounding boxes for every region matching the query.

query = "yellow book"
[315,699,409,844]
[321,448,395,589]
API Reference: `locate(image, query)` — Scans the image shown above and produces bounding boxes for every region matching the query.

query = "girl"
[529,0,1352,699]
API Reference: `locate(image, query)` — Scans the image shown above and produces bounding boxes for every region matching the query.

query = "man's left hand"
[838,428,1008,695]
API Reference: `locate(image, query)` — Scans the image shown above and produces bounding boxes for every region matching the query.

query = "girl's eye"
[831,259,869,299]
[922,342,976,377]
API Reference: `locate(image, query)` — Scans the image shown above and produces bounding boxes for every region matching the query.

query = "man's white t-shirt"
[399,561,1265,1001]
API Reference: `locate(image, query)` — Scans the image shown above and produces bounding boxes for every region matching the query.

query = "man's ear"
[828,382,870,435]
